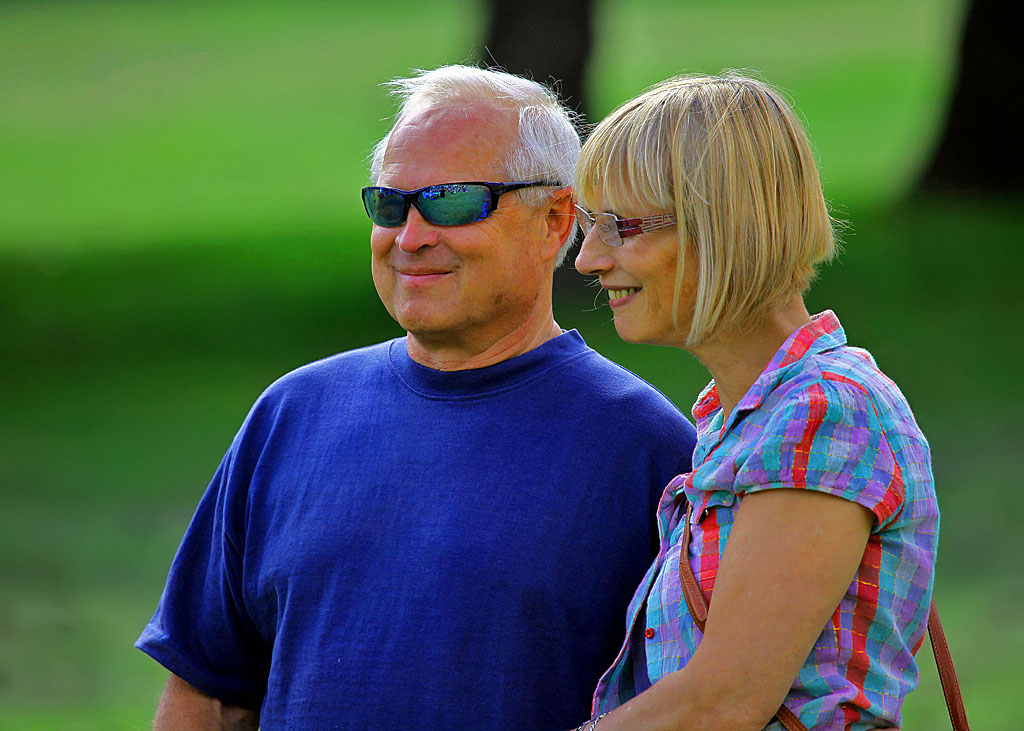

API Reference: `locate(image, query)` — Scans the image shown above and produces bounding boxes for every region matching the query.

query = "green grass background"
[2,0,1021,728]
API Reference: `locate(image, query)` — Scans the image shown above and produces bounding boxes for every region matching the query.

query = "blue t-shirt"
[137,330,696,729]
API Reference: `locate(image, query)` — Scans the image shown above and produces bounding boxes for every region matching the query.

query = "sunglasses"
[574,205,677,247]
[361,181,560,227]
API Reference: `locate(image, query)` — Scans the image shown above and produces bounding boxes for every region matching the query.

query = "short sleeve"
[734,378,905,529]
[135,436,271,709]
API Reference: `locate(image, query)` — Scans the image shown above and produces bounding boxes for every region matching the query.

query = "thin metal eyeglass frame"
[574,204,678,247]
[361,180,561,227]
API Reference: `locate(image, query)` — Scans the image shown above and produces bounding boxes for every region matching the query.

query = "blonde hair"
[576,73,838,345]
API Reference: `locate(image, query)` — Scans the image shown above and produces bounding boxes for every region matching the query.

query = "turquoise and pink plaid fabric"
[593,311,939,730]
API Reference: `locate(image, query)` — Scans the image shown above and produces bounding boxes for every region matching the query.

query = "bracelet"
[575,712,608,731]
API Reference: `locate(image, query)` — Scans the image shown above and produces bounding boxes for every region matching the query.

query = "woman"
[571,75,938,730]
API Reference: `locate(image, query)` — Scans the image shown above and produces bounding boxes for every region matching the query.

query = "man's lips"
[396,269,453,285]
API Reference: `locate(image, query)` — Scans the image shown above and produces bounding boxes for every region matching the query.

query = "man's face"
[370,104,553,354]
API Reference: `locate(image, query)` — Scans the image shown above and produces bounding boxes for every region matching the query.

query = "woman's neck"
[691,298,812,422]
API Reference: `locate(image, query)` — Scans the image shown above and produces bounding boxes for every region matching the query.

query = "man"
[136,65,696,729]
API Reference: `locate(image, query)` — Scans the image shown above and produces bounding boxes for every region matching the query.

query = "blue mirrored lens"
[362,188,408,226]
[420,184,490,225]
[362,184,492,227]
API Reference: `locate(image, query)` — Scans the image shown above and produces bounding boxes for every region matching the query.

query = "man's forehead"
[399,100,516,135]
[380,103,516,181]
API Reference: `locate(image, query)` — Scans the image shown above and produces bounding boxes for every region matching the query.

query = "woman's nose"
[575,227,614,275]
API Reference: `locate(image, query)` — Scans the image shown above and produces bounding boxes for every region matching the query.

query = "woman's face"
[574,198,697,348]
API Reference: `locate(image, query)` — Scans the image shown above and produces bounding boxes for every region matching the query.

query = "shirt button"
[644,627,656,639]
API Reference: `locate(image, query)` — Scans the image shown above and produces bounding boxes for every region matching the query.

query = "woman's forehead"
[579,178,669,218]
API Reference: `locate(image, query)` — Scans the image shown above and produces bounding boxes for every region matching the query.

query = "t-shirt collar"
[389,329,588,399]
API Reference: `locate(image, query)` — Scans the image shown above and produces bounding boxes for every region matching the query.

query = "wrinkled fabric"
[594,312,938,731]
[137,330,697,729]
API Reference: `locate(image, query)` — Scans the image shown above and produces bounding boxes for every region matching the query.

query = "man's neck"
[406,316,563,371]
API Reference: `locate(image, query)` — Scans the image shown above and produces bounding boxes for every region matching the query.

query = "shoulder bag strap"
[677,503,969,730]
[927,600,971,730]
[677,503,808,731]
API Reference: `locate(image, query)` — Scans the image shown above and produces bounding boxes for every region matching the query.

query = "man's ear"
[540,187,576,263]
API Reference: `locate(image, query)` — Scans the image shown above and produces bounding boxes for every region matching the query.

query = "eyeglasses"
[574,205,677,247]
[361,181,561,227]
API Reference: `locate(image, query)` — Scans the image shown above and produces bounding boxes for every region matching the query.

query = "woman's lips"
[607,287,641,307]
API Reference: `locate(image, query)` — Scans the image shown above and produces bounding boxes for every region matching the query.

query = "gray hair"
[369,65,581,266]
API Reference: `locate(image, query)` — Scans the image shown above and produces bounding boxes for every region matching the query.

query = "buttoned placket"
[590,475,689,714]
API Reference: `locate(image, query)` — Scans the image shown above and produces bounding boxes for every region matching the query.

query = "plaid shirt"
[592,311,939,730]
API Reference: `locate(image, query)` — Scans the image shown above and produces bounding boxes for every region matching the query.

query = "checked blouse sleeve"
[733,375,906,530]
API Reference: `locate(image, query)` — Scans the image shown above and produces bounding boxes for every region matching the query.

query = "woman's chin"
[612,320,655,346]
[613,318,689,349]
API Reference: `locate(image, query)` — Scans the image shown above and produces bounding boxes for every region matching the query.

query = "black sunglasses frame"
[361,180,561,227]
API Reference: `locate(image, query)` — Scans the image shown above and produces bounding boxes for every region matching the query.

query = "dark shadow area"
[482,0,595,119]
[0,230,401,370]
[919,0,1024,193]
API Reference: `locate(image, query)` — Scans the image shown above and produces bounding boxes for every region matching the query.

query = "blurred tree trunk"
[481,0,596,291]
[481,0,595,120]
[920,0,1024,192]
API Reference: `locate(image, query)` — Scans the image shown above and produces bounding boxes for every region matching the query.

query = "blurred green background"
[1,0,1020,728]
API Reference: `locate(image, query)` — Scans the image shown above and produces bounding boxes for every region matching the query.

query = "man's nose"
[575,228,614,275]
[396,206,440,253]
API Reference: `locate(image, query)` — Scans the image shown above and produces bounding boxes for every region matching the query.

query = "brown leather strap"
[678,504,808,730]
[678,506,708,630]
[676,503,968,730]
[927,600,971,730]
[774,704,809,731]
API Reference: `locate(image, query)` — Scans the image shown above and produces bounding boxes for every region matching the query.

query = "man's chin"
[395,314,460,341]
